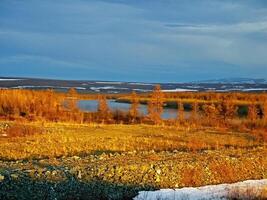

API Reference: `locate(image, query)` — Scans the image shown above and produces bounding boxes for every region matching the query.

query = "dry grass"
[180,166,205,187]
[227,185,267,200]
[5,123,43,137]
[0,121,264,160]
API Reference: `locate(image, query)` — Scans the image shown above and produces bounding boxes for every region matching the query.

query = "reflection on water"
[78,100,186,119]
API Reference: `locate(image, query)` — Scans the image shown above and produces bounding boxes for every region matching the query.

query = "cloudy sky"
[1,0,267,82]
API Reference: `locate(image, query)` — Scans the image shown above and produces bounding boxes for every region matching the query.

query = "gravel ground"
[0,148,266,200]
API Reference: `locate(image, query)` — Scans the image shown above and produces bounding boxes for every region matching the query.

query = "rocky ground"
[0,148,266,199]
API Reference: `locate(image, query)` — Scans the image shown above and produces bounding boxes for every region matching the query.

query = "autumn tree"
[248,102,259,122]
[177,100,185,123]
[203,103,220,126]
[262,101,267,125]
[68,87,78,97]
[218,97,237,126]
[129,91,139,123]
[0,89,68,121]
[65,88,78,112]
[147,85,164,124]
[97,95,111,123]
[190,100,199,123]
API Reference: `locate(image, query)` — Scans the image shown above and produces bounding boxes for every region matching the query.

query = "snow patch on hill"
[163,88,198,92]
[11,86,86,90]
[95,81,123,84]
[0,79,23,81]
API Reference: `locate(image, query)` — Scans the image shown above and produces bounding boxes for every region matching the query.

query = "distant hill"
[0,77,267,93]
[195,78,267,84]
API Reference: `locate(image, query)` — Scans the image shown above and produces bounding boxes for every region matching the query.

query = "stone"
[11,174,19,179]
[0,174,4,182]
[72,156,80,160]
[155,174,160,182]
[77,170,82,179]
[45,171,51,176]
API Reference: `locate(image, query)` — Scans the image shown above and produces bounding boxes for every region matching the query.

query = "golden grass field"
[0,121,265,160]
[0,121,266,199]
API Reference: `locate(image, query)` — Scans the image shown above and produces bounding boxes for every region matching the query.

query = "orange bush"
[180,166,205,187]
[5,123,43,137]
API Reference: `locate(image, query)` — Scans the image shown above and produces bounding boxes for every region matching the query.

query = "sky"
[0,0,267,82]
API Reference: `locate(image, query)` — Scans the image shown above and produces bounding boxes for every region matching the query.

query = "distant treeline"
[0,87,267,132]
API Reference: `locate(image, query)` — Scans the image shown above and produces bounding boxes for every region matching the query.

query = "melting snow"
[95,81,123,84]
[163,88,198,92]
[11,86,86,90]
[242,88,267,91]
[185,85,202,89]
[134,179,267,200]
[129,82,155,86]
[0,78,23,81]
[90,86,128,90]
[133,89,152,92]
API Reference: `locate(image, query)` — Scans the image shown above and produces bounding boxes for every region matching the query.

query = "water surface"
[78,100,180,119]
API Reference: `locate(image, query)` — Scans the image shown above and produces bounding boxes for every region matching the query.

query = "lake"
[78,100,183,119]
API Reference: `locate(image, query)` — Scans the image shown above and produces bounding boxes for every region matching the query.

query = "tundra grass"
[0,121,264,160]
[0,121,266,199]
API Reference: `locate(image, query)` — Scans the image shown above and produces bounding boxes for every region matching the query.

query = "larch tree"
[66,88,78,112]
[97,95,111,123]
[248,102,259,122]
[177,100,185,123]
[219,98,237,126]
[191,100,199,123]
[129,91,139,123]
[68,87,78,98]
[262,101,267,125]
[148,85,164,124]
[203,103,220,126]
[0,89,67,121]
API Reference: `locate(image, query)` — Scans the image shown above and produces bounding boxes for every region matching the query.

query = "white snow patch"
[219,88,241,91]
[90,86,115,90]
[163,88,198,92]
[134,179,267,200]
[90,86,128,90]
[233,86,245,89]
[186,85,202,89]
[133,89,152,92]
[0,78,24,81]
[11,86,86,90]
[95,81,123,84]
[215,90,231,92]
[75,87,86,90]
[129,82,155,86]
[242,88,267,91]
[216,88,267,92]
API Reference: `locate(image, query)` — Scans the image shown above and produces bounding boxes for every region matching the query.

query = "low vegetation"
[227,186,267,200]
[0,122,265,160]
